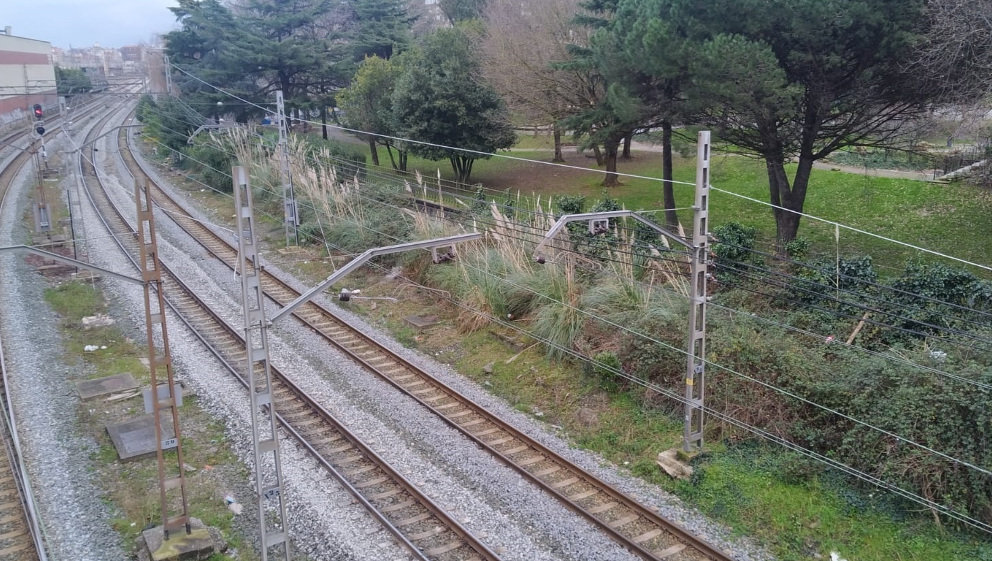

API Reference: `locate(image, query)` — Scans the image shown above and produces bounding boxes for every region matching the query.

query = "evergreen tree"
[392,25,516,183]
[685,0,938,243]
[351,0,415,61]
[560,0,639,187]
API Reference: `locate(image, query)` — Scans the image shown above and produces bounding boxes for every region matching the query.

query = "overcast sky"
[4,0,179,49]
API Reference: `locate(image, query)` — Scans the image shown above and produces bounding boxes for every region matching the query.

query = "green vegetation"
[55,66,92,95]
[147,1,992,557]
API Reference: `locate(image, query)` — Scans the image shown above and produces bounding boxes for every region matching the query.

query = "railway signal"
[32,104,45,135]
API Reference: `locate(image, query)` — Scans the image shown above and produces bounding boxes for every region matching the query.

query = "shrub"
[784,237,810,261]
[593,351,624,392]
[711,222,758,284]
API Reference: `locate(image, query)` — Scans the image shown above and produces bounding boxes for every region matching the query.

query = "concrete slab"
[404,314,439,329]
[76,373,139,400]
[107,414,176,461]
[138,518,225,561]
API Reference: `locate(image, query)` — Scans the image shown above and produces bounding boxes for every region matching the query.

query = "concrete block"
[106,414,176,461]
[76,373,139,400]
[138,518,225,561]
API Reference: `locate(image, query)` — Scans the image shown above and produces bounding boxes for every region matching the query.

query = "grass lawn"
[350,134,992,277]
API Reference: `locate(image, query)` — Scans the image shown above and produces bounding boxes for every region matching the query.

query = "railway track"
[0,94,106,561]
[0,168,41,560]
[77,107,498,561]
[119,124,734,560]
[0,334,41,561]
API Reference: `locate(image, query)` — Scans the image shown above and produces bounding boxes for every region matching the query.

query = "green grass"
[675,445,992,561]
[380,146,992,277]
[44,282,104,322]
[44,283,148,381]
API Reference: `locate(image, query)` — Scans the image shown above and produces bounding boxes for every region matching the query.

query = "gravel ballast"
[0,108,774,561]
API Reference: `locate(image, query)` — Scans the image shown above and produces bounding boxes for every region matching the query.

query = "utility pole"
[275,90,298,246]
[232,166,291,561]
[135,178,191,538]
[32,147,50,237]
[683,131,711,454]
[164,54,173,96]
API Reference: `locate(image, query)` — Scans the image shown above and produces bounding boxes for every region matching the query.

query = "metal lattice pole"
[232,166,291,561]
[164,54,172,96]
[135,179,191,538]
[275,91,298,247]
[683,131,711,453]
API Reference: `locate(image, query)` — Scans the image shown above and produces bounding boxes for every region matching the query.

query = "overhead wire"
[711,259,992,351]
[311,232,992,535]
[714,238,992,324]
[134,118,992,396]
[709,185,992,274]
[307,202,992,479]
[147,67,992,526]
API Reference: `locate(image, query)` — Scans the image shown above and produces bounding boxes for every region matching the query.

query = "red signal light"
[33,104,43,119]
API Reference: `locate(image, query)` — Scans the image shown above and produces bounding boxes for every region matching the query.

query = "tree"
[55,66,92,95]
[561,0,642,187]
[232,0,339,106]
[599,0,701,226]
[337,55,407,168]
[392,25,516,183]
[439,0,487,24]
[685,0,942,244]
[915,0,992,102]
[165,0,264,122]
[351,0,415,61]
[482,0,589,163]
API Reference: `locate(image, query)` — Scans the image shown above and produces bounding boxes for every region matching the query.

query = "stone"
[137,517,225,561]
[575,406,599,428]
[75,373,139,400]
[81,314,115,329]
[656,448,693,480]
[482,362,494,374]
[404,314,439,329]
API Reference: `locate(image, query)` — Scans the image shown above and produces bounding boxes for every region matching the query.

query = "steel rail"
[0,95,118,561]
[120,125,735,561]
[73,109,497,561]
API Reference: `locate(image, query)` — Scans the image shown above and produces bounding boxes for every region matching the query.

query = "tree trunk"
[449,155,476,183]
[320,106,328,140]
[592,144,605,166]
[622,131,634,160]
[399,150,408,172]
[368,137,380,166]
[602,139,620,187]
[385,143,398,169]
[765,156,813,246]
[553,123,564,163]
[661,121,678,228]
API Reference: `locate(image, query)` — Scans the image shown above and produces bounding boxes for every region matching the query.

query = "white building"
[0,28,56,130]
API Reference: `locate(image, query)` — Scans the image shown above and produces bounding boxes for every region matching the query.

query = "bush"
[593,351,624,392]
[186,141,234,193]
[711,222,758,284]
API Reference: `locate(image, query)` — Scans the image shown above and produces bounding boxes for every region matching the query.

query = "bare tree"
[482,0,596,163]
[917,0,992,101]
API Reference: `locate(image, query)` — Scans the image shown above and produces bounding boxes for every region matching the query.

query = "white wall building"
[0,29,56,130]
